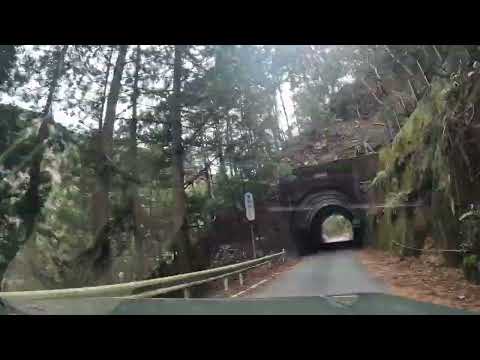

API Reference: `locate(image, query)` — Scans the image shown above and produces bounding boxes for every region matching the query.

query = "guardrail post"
[281,249,286,263]
[223,277,229,292]
[239,273,244,286]
[183,288,190,299]
[268,261,272,269]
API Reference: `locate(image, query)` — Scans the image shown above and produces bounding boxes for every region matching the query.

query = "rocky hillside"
[280,119,388,167]
[368,68,480,283]
[279,64,422,167]
[279,48,480,284]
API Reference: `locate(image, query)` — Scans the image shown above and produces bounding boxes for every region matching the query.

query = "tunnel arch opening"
[310,205,355,248]
[290,190,365,255]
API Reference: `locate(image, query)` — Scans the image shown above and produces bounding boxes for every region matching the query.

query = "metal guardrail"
[0,250,286,301]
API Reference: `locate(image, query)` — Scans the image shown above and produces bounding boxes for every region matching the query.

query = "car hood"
[0,293,476,315]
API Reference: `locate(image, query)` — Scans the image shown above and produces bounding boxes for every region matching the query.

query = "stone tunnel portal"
[278,153,379,255]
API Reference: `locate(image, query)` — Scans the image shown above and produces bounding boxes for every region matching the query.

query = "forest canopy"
[1,45,477,291]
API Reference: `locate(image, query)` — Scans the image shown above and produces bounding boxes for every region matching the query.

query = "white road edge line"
[230,278,269,298]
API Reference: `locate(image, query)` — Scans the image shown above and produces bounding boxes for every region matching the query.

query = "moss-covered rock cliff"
[369,69,480,281]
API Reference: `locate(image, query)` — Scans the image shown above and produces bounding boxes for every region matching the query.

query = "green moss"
[370,170,388,191]
[369,79,455,257]
[374,206,414,256]
[463,254,478,269]
[431,79,450,114]
[389,191,409,205]
[400,162,417,194]
[375,211,394,251]
[389,101,435,167]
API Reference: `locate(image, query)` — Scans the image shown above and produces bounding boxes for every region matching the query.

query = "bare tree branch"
[361,78,384,105]
[417,59,431,87]
[432,45,443,63]
[183,154,220,190]
[384,45,414,76]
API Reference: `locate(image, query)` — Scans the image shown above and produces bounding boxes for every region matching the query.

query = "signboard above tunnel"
[292,153,379,182]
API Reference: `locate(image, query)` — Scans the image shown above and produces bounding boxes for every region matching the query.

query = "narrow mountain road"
[247,247,389,298]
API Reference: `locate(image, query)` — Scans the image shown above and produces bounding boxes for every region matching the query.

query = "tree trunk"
[278,86,292,138]
[42,45,68,116]
[205,163,213,198]
[98,46,114,130]
[202,134,214,199]
[23,45,68,239]
[215,116,227,177]
[170,45,192,274]
[90,45,128,275]
[225,112,235,177]
[271,100,282,150]
[149,185,154,216]
[128,45,145,279]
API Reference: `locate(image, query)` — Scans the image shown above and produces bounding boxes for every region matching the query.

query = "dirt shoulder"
[359,248,480,312]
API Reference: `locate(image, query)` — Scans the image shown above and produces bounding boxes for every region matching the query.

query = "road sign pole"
[250,221,256,259]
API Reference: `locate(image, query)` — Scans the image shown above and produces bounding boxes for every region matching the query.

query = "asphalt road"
[248,247,389,298]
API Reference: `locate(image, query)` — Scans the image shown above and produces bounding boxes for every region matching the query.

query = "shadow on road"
[316,239,359,252]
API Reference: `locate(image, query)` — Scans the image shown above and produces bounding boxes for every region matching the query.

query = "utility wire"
[390,238,465,253]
